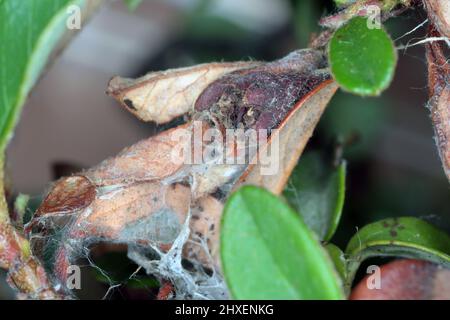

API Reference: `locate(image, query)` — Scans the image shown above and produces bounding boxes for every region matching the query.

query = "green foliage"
[221,182,450,298]
[329,17,397,96]
[283,152,346,241]
[0,0,84,152]
[123,0,142,12]
[344,217,450,289]
[221,186,344,300]
[325,243,347,281]
[333,0,357,7]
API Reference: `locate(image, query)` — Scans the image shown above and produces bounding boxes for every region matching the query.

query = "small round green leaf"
[328,16,397,96]
[221,186,344,300]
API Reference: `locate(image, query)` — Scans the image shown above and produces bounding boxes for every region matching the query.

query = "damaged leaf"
[84,124,191,186]
[283,151,346,241]
[32,49,339,295]
[36,176,96,216]
[235,79,338,194]
[329,16,397,96]
[107,62,260,124]
[345,217,450,290]
[221,186,344,300]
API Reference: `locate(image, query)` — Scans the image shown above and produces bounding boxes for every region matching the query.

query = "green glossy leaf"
[123,0,142,11]
[221,186,344,300]
[325,243,347,281]
[328,16,397,96]
[0,0,84,151]
[345,217,450,289]
[283,152,346,241]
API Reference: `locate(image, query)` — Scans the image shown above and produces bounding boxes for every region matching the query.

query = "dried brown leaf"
[84,124,190,186]
[236,79,338,194]
[107,62,260,124]
[32,49,338,284]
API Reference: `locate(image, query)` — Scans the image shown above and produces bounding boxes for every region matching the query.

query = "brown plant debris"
[28,49,338,299]
[426,27,450,181]
[424,0,450,39]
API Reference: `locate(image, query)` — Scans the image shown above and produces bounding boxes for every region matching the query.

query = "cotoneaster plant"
[0,0,449,300]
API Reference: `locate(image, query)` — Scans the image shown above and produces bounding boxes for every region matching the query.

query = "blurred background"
[1,0,449,299]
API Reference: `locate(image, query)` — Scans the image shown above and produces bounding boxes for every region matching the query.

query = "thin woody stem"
[0,0,107,299]
[0,158,66,299]
[426,27,450,181]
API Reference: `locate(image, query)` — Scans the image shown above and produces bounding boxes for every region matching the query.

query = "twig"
[0,160,66,299]
[426,27,450,181]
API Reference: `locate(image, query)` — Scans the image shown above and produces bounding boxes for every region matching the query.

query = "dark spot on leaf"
[123,99,136,111]
[210,188,227,201]
[390,230,398,237]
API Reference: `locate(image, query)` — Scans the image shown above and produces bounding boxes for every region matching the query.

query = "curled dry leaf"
[28,49,338,294]
[350,259,450,300]
[84,124,190,186]
[107,62,260,124]
[236,80,338,194]
[426,27,450,181]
